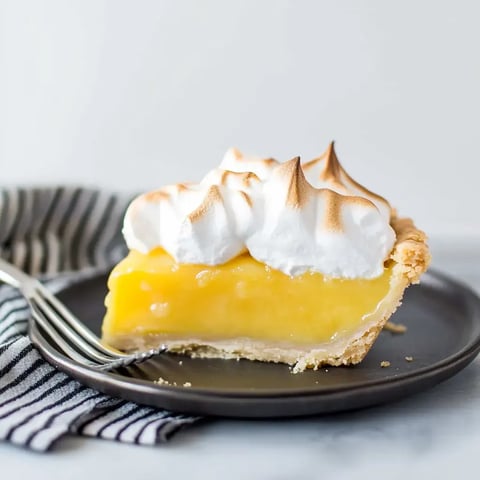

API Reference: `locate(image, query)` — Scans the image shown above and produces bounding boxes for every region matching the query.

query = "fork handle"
[0,257,37,292]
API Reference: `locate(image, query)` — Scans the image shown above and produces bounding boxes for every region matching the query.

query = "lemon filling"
[103,249,393,347]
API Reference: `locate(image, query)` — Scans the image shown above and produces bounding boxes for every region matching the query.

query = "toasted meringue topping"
[123,143,395,278]
[277,157,311,208]
[302,142,391,220]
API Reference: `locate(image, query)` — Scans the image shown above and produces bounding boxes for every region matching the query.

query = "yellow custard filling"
[103,249,393,346]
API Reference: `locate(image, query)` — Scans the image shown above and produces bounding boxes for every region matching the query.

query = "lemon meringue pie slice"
[102,143,430,372]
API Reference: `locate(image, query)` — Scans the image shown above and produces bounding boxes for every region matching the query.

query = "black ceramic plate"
[29,270,480,418]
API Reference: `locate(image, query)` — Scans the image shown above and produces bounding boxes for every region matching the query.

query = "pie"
[102,143,430,372]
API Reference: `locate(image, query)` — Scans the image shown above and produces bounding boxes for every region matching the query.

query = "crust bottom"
[103,215,430,373]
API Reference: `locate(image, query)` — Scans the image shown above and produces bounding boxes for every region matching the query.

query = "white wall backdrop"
[1,0,479,238]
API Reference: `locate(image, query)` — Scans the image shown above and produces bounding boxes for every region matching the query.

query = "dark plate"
[29,270,480,418]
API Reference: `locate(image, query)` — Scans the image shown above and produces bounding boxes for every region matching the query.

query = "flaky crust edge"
[104,215,431,372]
[389,212,431,285]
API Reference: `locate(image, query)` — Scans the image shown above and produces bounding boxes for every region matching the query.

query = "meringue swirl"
[123,143,396,278]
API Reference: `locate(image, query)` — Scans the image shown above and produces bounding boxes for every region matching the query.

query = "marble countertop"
[1,238,479,480]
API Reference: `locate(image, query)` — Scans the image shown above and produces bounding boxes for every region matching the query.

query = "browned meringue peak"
[273,157,344,232]
[187,183,254,224]
[302,142,392,220]
[220,170,260,186]
[220,147,279,180]
[187,185,223,223]
[267,156,380,233]
[273,156,311,208]
[321,189,344,232]
[200,167,261,194]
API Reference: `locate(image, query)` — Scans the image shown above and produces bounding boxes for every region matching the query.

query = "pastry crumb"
[324,369,329,373]
[155,376,169,385]
[178,360,183,365]
[183,382,192,387]
[405,356,414,362]
[380,360,391,368]
[384,321,407,334]
[155,377,178,386]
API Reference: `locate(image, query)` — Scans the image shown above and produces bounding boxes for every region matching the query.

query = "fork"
[0,258,166,371]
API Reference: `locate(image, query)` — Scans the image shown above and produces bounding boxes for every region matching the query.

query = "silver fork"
[0,258,166,371]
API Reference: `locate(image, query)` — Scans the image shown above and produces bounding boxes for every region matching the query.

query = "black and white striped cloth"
[0,187,197,452]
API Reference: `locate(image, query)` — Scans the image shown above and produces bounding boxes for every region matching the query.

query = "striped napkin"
[0,187,198,451]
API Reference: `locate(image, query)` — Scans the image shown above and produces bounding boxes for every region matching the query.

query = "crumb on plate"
[384,321,407,334]
[155,377,178,386]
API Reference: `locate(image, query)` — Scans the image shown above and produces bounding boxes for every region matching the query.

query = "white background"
[1,0,479,239]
